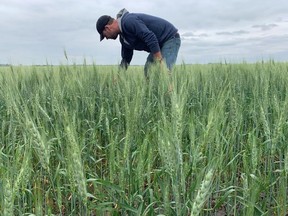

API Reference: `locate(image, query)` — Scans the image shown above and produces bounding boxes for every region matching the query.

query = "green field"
[0,62,288,215]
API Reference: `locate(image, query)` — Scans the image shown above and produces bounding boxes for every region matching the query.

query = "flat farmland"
[0,62,288,215]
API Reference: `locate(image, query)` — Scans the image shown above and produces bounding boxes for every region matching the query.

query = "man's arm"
[120,46,133,70]
[129,17,162,60]
[120,59,129,70]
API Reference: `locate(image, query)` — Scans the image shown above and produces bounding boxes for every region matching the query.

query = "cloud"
[216,30,249,36]
[252,24,278,31]
[181,32,209,41]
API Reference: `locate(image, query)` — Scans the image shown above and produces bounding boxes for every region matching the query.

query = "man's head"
[96,15,119,41]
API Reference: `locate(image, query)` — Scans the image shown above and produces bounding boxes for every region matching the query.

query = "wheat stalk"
[66,125,87,205]
[13,149,32,198]
[3,178,13,216]
[260,106,275,155]
[191,169,214,216]
[285,148,288,175]
[27,120,50,170]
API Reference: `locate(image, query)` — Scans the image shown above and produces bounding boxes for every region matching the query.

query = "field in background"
[0,62,288,215]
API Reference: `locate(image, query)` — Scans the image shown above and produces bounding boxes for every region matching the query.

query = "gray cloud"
[216,30,249,36]
[181,32,195,37]
[181,32,209,40]
[252,24,278,31]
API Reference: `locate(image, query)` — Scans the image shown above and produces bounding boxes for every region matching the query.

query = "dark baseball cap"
[96,15,112,41]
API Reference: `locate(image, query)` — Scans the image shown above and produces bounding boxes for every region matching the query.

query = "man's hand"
[153,51,163,62]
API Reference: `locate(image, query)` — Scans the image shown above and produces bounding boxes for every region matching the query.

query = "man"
[96,8,181,77]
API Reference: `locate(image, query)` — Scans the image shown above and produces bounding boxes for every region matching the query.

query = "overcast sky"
[1,0,288,65]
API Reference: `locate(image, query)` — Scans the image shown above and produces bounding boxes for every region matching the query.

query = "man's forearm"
[120,59,129,70]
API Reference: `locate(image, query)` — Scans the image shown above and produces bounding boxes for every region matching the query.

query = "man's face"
[103,23,118,40]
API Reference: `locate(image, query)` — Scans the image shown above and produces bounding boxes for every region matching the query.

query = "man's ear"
[105,23,112,30]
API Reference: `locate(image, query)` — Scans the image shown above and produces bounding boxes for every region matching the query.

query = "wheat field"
[0,61,288,215]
